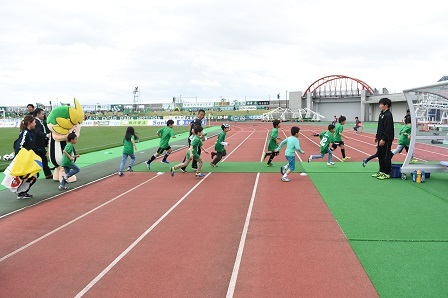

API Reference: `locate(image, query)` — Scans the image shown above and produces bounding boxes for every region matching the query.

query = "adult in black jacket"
[33,108,52,178]
[14,115,38,199]
[374,98,394,179]
[181,109,205,171]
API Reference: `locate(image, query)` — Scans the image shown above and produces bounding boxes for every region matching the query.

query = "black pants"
[377,140,393,174]
[181,138,201,170]
[212,150,226,165]
[35,150,52,177]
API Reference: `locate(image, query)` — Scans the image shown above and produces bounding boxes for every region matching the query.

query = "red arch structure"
[303,75,374,98]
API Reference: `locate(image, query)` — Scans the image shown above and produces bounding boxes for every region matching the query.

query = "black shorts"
[332,141,344,149]
[157,146,171,154]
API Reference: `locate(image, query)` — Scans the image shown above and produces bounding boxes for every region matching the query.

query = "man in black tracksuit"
[33,108,53,178]
[374,97,394,179]
[181,109,205,172]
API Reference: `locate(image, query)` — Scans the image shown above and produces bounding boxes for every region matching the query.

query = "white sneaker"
[281,176,291,182]
[327,162,335,166]
[308,155,312,163]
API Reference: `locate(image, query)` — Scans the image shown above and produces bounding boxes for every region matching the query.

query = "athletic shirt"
[214,130,227,152]
[189,118,203,137]
[61,143,75,166]
[16,129,35,154]
[123,135,135,155]
[398,125,411,146]
[319,130,334,154]
[157,126,175,148]
[187,135,203,158]
[333,123,343,142]
[268,128,279,150]
[276,136,304,157]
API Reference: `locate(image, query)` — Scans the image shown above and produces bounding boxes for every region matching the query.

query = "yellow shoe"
[342,157,351,161]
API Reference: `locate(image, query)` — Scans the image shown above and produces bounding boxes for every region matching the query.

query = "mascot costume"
[47,98,84,182]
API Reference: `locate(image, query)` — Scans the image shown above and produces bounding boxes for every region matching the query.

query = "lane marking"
[226,172,260,298]
[222,128,256,161]
[75,173,212,297]
[0,174,162,263]
[260,129,269,162]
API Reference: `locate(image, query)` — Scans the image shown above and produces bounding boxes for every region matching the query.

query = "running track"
[4,122,445,297]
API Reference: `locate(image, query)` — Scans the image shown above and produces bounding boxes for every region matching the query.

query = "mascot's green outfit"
[47,98,84,182]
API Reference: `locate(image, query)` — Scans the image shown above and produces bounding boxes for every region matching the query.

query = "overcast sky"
[0,0,447,106]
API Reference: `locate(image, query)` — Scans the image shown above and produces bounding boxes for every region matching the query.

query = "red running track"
[0,124,379,297]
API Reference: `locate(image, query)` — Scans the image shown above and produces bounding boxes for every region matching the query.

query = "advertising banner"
[238,106,257,111]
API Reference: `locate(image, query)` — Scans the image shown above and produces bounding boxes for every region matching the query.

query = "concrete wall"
[287,91,409,122]
[288,91,302,111]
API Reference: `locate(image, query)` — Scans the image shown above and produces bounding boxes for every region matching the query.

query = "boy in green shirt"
[308,124,335,165]
[171,125,208,178]
[392,115,416,162]
[332,115,350,161]
[210,123,230,167]
[59,133,80,190]
[274,126,305,182]
[145,120,176,169]
[263,119,282,166]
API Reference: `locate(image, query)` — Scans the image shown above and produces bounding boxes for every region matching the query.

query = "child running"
[332,115,351,161]
[171,125,208,178]
[118,126,138,176]
[392,115,416,162]
[59,133,80,190]
[353,116,361,133]
[308,124,335,165]
[263,119,282,166]
[274,126,305,182]
[145,120,176,169]
[210,123,231,167]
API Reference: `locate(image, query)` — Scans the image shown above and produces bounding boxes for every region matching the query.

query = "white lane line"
[222,128,256,161]
[75,172,212,297]
[0,174,162,263]
[260,129,269,162]
[226,172,260,298]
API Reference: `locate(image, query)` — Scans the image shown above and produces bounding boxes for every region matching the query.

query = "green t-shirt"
[319,130,334,154]
[186,135,203,159]
[61,143,75,166]
[398,125,411,146]
[157,126,175,148]
[215,131,227,152]
[333,123,343,142]
[268,128,279,151]
[123,135,135,155]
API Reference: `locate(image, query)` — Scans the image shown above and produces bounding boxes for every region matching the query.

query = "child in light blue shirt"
[275,126,305,182]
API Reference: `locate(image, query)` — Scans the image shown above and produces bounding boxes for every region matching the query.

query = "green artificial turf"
[308,171,448,297]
